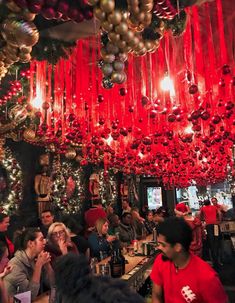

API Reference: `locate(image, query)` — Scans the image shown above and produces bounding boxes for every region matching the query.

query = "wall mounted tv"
[147,186,163,210]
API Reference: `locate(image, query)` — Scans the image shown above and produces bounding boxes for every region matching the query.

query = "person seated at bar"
[153,207,166,225]
[55,254,145,303]
[106,203,115,217]
[144,210,157,235]
[0,241,12,278]
[131,208,146,240]
[62,216,90,259]
[121,200,131,214]
[39,209,54,238]
[3,227,54,300]
[115,213,136,247]
[84,199,107,231]
[88,218,117,261]
[174,201,190,217]
[107,214,120,236]
[46,222,78,267]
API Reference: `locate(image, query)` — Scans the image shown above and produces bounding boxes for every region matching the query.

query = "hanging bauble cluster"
[100,32,127,88]
[0,2,38,80]
[89,0,167,87]
[12,0,93,22]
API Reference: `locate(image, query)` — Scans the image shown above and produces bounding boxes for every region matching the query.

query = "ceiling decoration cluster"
[0,0,234,189]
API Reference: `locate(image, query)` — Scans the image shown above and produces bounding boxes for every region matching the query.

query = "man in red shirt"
[84,199,107,230]
[200,199,222,268]
[151,217,227,303]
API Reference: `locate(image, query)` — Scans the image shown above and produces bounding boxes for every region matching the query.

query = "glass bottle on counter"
[117,248,126,275]
[110,249,122,278]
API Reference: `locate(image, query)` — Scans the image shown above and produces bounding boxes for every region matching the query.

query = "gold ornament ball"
[93,7,106,21]
[116,40,126,49]
[108,32,120,43]
[111,71,124,84]
[23,128,36,141]
[145,40,154,51]
[129,36,140,48]
[103,53,115,63]
[115,22,128,35]
[2,19,39,47]
[8,105,28,124]
[118,52,128,62]
[100,0,115,13]
[122,30,134,43]
[65,148,77,160]
[108,11,122,25]
[101,21,113,32]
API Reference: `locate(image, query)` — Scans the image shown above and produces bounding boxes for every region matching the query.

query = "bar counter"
[34,236,158,302]
[97,235,158,290]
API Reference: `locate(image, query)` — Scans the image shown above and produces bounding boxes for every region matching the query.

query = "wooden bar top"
[97,234,156,276]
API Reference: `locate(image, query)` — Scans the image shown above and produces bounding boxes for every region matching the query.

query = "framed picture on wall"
[147,186,163,210]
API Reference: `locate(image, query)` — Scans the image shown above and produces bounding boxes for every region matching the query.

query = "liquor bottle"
[117,248,126,275]
[110,249,122,278]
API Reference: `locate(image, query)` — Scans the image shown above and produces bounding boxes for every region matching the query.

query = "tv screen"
[147,187,163,210]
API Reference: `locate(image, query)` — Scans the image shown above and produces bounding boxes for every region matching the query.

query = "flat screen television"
[147,186,163,210]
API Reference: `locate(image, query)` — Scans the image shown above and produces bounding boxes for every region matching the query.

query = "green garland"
[0,147,23,213]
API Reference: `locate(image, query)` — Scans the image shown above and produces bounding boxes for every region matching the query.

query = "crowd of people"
[0,197,231,302]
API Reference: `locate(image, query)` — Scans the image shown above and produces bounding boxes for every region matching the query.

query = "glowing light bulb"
[105,135,113,146]
[160,76,175,96]
[31,87,43,109]
[184,126,193,134]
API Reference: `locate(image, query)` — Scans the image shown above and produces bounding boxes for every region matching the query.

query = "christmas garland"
[0,146,23,213]
[99,169,118,206]
[52,161,84,214]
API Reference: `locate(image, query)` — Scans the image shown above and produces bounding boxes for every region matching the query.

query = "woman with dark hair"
[0,213,14,259]
[3,227,54,300]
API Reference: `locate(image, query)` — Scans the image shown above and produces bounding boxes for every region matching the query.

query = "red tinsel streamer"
[29,0,235,188]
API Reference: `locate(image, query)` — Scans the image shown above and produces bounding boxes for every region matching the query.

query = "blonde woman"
[46,222,78,267]
[88,218,117,261]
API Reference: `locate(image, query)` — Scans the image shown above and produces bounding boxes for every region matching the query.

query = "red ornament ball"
[97,94,104,103]
[119,87,127,96]
[189,84,198,94]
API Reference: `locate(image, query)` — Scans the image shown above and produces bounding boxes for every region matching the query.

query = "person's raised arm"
[152,283,164,303]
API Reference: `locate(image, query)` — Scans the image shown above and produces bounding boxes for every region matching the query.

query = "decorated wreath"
[52,160,85,214]
[0,145,23,213]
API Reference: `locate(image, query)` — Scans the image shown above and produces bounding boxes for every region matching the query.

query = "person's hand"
[106,235,116,243]
[0,264,12,278]
[36,251,51,267]
[58,238,68,255]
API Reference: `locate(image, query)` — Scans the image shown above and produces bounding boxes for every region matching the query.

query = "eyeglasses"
[51,230,65,238]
